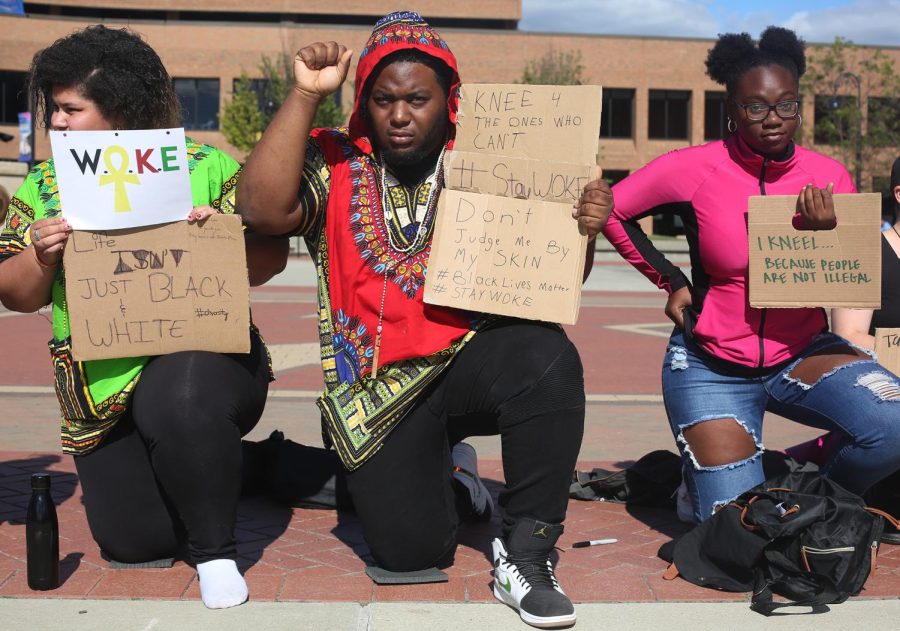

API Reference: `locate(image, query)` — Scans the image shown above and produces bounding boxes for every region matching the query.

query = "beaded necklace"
[370,144,447,378]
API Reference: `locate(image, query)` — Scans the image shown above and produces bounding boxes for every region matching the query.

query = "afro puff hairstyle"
[28,25,180,130]
[705,26,806,96]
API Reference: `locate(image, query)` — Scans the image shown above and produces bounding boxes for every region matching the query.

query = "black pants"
[346,321,585,571]
[73,332,269,564]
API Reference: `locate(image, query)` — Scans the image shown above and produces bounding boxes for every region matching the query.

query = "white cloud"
[781,1,900,46]
[518,0,719,39]
[520,0,900,46]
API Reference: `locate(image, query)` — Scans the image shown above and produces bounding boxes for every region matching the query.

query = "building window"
[868,97,900,146]
[814,94,856,145]
[704,91,728,140]
[648,90,690,140]
[603,170,630,186]
[233,78,341,118]
[233,78,271,114]
[0,70,27,125]
[600,89,634,139]
[175,78,220,130]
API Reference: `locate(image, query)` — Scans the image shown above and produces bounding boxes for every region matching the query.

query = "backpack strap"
[749,567,843,616]
[865,507,900,530]
[740,496,762,532]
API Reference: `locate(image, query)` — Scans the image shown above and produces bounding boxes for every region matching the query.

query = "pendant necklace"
[371,144,447,379]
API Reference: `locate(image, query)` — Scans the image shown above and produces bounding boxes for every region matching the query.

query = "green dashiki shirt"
[0,141,242,454]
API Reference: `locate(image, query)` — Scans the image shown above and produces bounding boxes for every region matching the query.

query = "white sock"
[196,559,248,609]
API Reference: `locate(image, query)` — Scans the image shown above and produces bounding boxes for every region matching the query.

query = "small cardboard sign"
[50,128,192,230]
[748,193,881,308]
[875,328,900,376]
[454,84,602,165]
[63,214,250,360]
[423,189,586,324]
[443,150,593,204]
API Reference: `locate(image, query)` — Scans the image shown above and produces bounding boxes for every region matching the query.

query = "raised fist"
[293,41,353,99]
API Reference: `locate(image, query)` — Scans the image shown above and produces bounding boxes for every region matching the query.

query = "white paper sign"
[50,129,193,230]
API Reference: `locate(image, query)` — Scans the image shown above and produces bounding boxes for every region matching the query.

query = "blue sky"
[520,0,900,46]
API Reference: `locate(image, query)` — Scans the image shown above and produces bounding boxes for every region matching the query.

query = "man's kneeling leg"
[345,399,460,573]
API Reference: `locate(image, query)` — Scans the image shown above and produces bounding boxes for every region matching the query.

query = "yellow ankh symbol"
[98,145,141,213]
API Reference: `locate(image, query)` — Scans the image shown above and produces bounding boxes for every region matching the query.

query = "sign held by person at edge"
[748,193,882,308]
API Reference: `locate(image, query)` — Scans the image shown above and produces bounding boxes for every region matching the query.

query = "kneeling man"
[237,11,612,628]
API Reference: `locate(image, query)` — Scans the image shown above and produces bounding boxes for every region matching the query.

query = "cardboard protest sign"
[454,84,602,165]
[50,128,192,230]
[423,189,587,325]
[875,328,900,376]
[748,193,881,308]
[63,214,250,360]
[443,150,594,204]
[424,83,600,324]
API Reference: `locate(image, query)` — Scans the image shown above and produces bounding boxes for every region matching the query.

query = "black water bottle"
[26,473,59,590]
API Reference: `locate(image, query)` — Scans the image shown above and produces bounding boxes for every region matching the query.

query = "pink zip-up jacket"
[604,135,856,369]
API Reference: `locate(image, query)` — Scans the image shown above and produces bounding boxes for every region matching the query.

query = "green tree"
[520,49,584,85]
[221,74,263,153]
[221,54,348,154]
[803,37,900,191]
[313,93,347,129]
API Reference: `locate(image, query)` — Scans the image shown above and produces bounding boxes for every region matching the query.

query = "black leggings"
[73,332,269,564]
[346,321,585,572]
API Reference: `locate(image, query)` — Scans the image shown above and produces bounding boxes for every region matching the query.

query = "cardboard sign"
[424,83,600,324]
[63,215,250,360]
[454,84,602,164]
[875,328,900,376]
[443,150,593,204]
[423,189,586,324]
[748,193,881,308]
[50,128,192,230]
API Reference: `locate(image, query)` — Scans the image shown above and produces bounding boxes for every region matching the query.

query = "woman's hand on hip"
[665,286,693,329]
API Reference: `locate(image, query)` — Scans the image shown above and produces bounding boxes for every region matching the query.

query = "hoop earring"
[727,118,736,133]
[796,115,802,128]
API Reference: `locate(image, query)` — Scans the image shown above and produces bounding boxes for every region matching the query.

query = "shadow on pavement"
[332,509,374,565]
[0,454,77,526]
[234,495,293,569]
[59,552,83,586]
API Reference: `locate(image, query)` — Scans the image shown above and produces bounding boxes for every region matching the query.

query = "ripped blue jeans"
[663,330,900,522]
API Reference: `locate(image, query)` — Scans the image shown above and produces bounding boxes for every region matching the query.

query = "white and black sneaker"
[451,442,493,522]
[492,519,576,628]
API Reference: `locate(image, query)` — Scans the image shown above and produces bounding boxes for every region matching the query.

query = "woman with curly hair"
[0,25,287,608]
[602,26,900,522]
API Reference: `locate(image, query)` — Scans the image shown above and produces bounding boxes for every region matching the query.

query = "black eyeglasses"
[735,100,801,121]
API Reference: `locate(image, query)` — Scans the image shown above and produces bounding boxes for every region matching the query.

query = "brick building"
[1,0,898,203]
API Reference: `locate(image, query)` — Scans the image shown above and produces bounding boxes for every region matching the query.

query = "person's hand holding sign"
[294,41,354,101]
[795,182,837,230]
[573,166,613,241]
[30,217,72,269]
[187,206,216,223]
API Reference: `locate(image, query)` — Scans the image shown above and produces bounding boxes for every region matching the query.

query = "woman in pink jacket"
[602,27,900,522]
